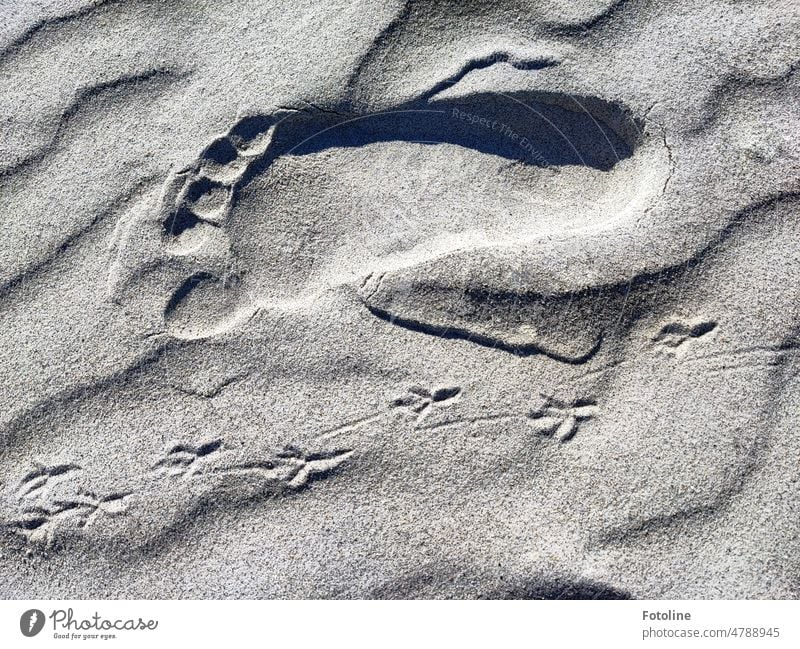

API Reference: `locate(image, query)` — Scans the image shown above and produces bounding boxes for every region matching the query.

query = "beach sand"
[1,0,799,598]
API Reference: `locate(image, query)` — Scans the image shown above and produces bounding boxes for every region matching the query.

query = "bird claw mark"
[7,480,133,548]
[16,463,81,499]
[654,319,717,349]
[152,439,353,493]
[528,395,599,442]
[4,434,355,551]
[2,433,356,553]
[151,439,223,478]
[390,385,462,424]
[285,448,355,490]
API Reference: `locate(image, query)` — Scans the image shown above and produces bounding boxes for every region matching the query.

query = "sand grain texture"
[1,0,799,599]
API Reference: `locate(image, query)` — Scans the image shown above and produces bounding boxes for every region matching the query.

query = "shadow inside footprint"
[284,91,636,171]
